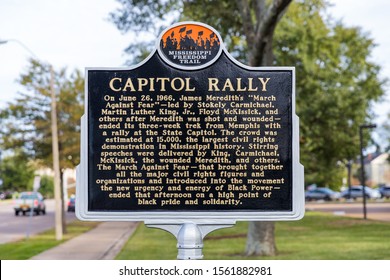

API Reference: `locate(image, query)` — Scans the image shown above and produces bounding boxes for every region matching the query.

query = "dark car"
[14,191,46,216]
[305,188,340,201]
[67,196,75,212]
[379,186,390,198]
[0,191,13,200]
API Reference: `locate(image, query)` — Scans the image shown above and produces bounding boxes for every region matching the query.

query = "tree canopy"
[110,0,386,188]
[0,59,84,173]
[274,1,385,186]
[0,149,34,192]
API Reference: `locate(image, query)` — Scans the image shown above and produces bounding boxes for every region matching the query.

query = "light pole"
[359,123,376,220]
[0,39,38,58]
[0,39,63,240]
[345,160,353,200]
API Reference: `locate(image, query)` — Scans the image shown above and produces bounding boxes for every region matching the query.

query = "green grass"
[2,212,389,260]
[0,220,99,260]
[116,212,390,260]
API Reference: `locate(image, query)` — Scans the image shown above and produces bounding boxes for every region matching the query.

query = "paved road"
[306,201,390,221]
[0,199,76,244]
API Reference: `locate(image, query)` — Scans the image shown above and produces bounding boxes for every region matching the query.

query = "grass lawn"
[0,220,99,260]
[116,212,390,260]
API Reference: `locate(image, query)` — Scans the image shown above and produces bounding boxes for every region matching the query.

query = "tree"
[0,149,35,192]
[37,175,55,198]
[109,0,386,256]
[273,1,385,188]
[233,0,292,257]
[0,59,84,171]
[110,0,291,67]
[111,0,291,257]
[0,59,84,234]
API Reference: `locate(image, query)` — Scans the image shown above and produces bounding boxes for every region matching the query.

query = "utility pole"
[50,65,63,240]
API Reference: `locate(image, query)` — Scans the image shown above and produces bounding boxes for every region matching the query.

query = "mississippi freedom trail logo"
[158,22,222,69]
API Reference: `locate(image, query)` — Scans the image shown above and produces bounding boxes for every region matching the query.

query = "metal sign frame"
[76,21,304,224]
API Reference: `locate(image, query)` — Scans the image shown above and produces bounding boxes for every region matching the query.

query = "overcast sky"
[0,0,389,136]
[0,0,131,106]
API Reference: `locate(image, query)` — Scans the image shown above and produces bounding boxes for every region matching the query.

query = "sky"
[0,0,131,106]
[329,0,390,121]
[0,0,389,140]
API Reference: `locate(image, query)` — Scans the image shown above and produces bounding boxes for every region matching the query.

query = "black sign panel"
[87,50,293,212]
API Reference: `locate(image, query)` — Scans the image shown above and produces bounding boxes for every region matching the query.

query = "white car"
[305,188,340,201]
[340,186,381,200]
[14,192,46,216]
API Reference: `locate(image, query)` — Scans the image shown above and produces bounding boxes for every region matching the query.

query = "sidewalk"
[30,221,138,260]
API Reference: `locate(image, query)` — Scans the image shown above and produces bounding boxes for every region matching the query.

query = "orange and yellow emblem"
[158,22,222,69]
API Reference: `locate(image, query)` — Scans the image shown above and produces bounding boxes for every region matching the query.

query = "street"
[0,199,76,244]
[1,198,389,245]
[306,201,390,222]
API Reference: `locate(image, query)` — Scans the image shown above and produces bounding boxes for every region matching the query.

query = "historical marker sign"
[76,22,304,222]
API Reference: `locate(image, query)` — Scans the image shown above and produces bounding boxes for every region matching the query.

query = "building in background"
[371,153,390,187]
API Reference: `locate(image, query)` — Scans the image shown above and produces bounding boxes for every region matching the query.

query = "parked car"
[340,186,381,200]
[379,185,390,198]
[67,196,75,212]
[0,191,13,200]
[305,188,340,201]
[13,191,46,216]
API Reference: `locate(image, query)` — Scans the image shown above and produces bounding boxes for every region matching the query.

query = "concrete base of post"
[145,221,235,260]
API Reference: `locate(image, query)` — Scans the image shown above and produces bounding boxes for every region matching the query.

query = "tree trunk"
[245,41,277,254]
[245,221,276,256]
[245,26,278,256]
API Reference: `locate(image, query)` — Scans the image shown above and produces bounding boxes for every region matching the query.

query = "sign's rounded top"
[157,21,223,70]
